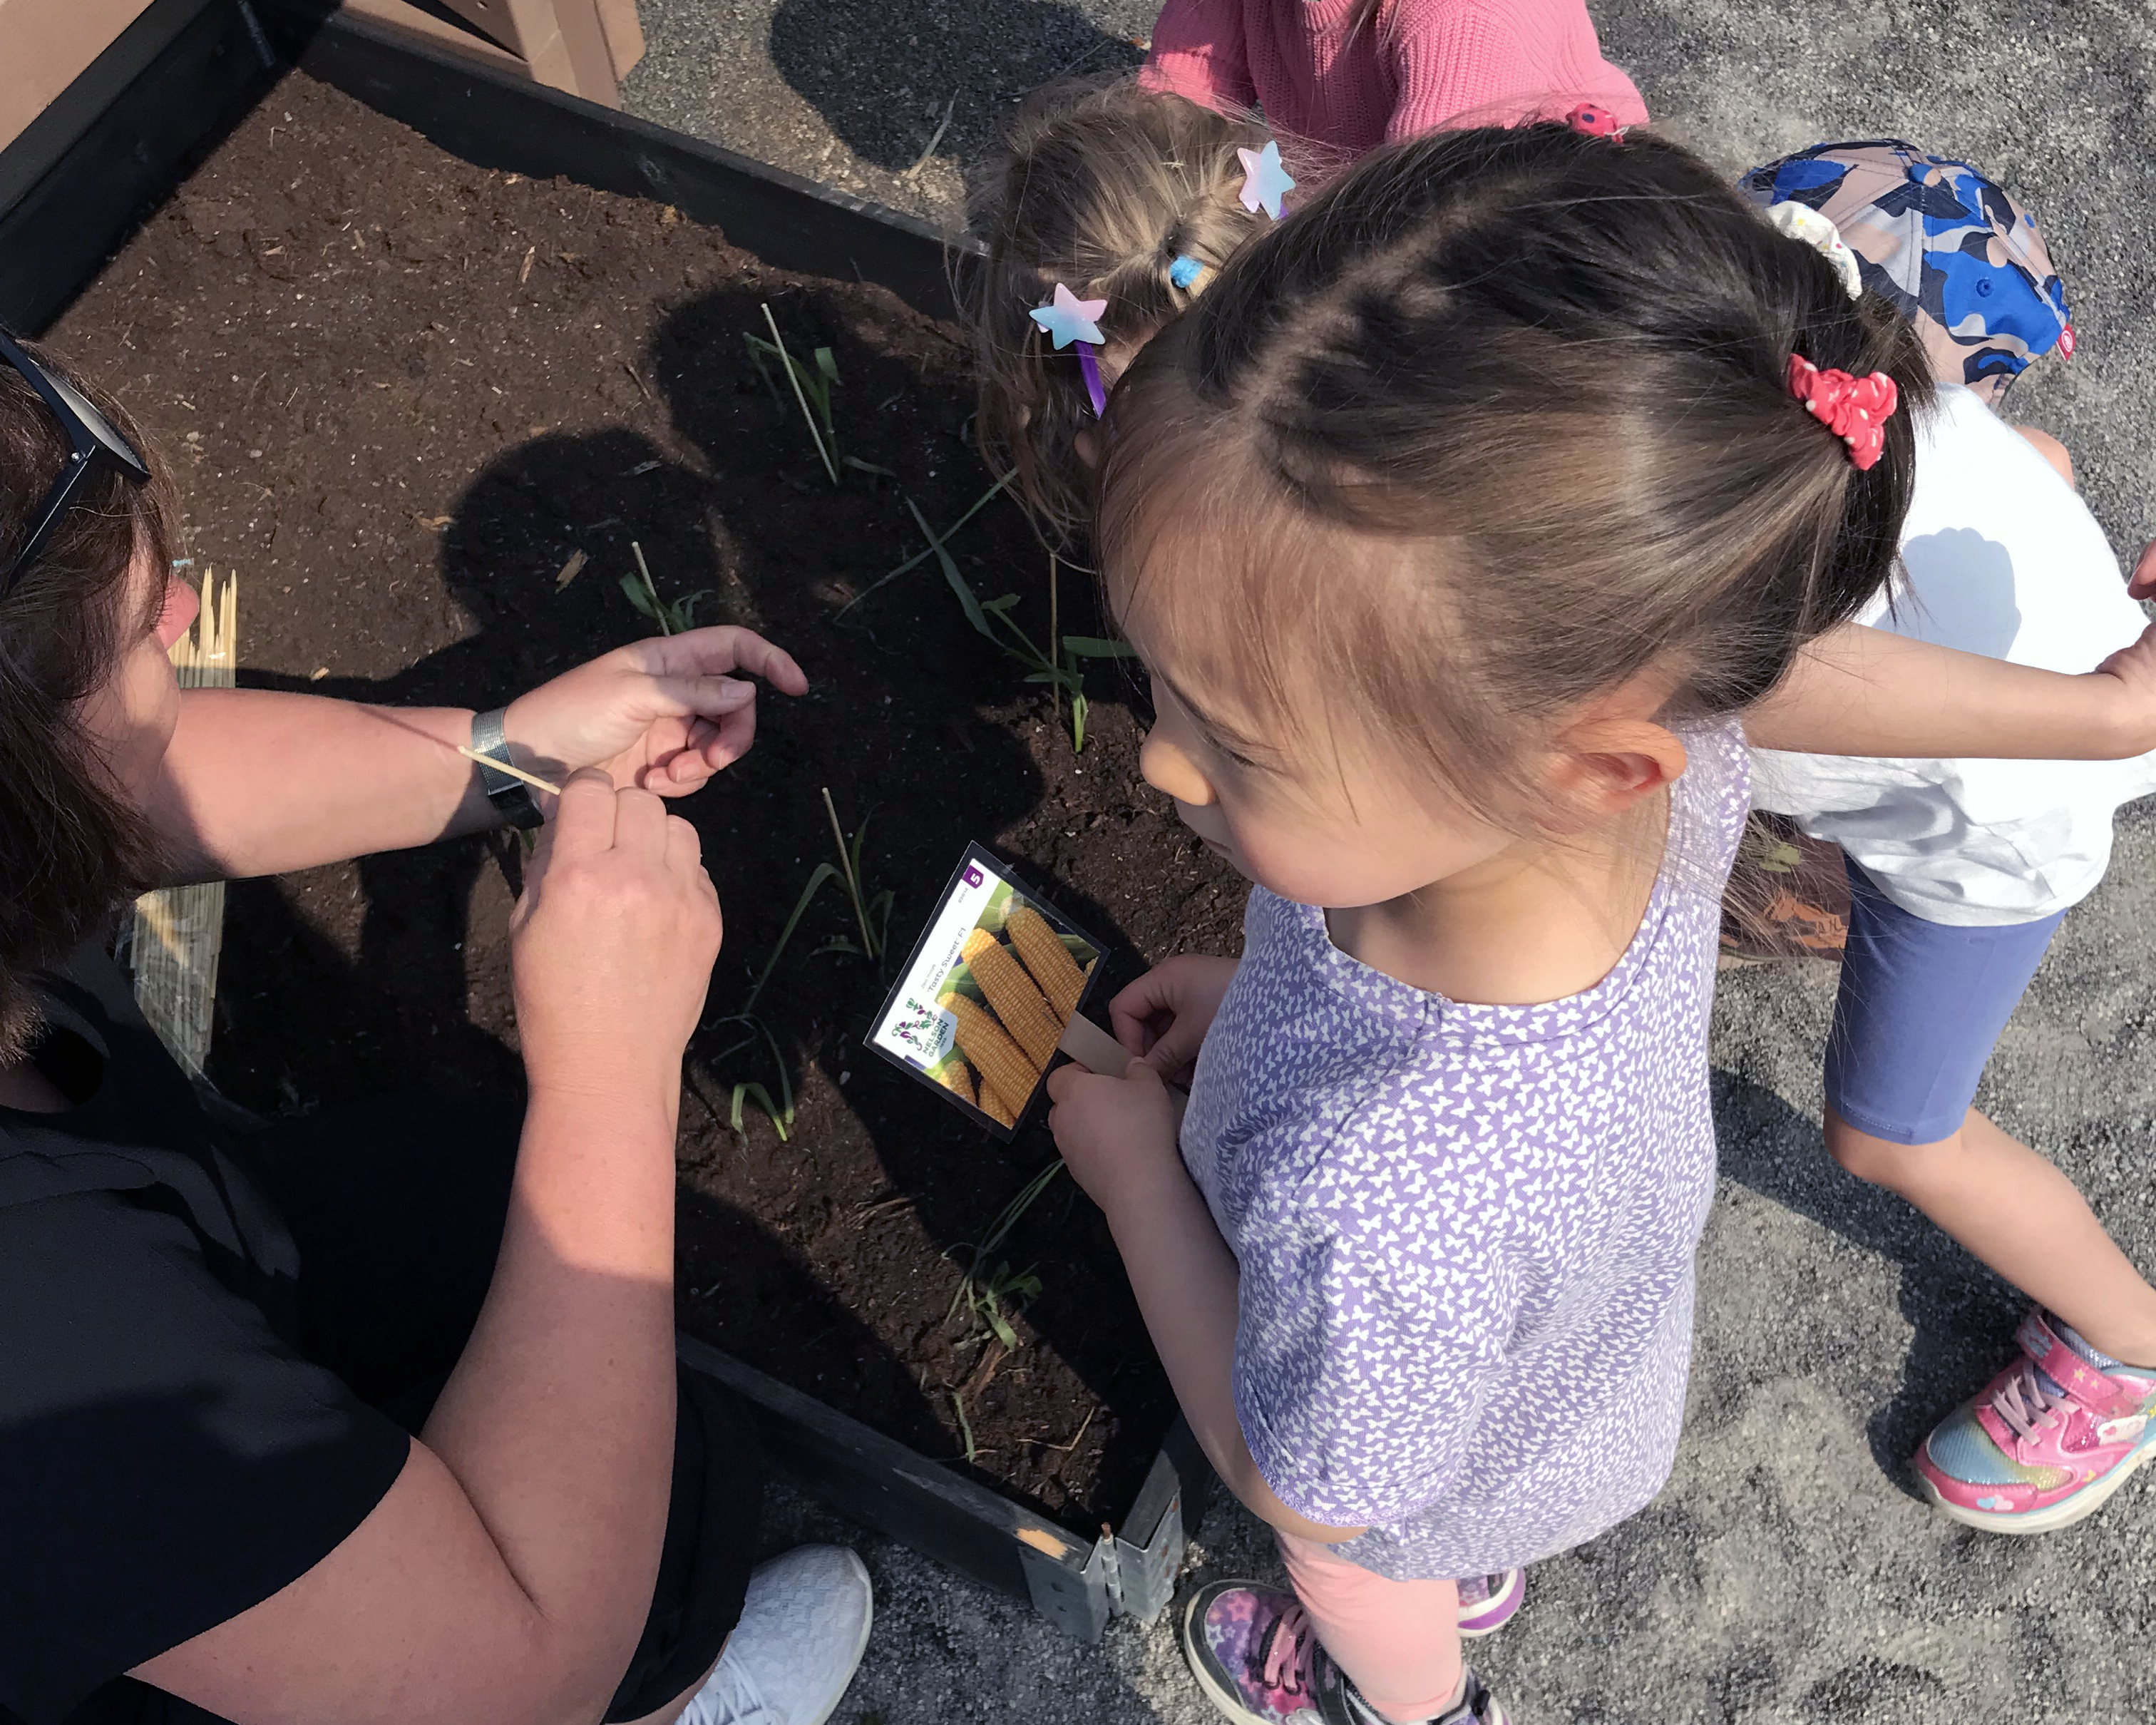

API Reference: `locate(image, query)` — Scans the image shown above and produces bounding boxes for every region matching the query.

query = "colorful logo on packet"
[962,864,985,888]
[890,997,957,1067]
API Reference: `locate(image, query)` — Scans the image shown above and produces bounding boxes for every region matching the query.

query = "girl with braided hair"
[1036,123,2156,1725]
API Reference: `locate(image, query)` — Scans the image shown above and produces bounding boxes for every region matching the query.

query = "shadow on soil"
[217,270,1174,1529]
[1710,1069,2023,1491]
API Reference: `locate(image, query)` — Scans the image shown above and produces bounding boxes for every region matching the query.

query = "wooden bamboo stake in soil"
[131,569,237,1075]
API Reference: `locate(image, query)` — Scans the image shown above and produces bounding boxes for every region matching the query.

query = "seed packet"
[866,843,1112,1138]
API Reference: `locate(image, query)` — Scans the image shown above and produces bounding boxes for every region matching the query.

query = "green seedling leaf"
[620,571,659,620]
[950,1390,979,1465]
[813,937,863,958]
[742,862,842,1014]
[841,456,897,478]
[743,334,786,407]
[757,304,841,486]
[814,347,839,386]
[1070,687,1089,752]
[754,1018,796,1122]
[730,1080,789,1141]
[1062,635,1138,659]
[910,496,994,639]
[838,474,1016,617]
[986,1302,1019,1351]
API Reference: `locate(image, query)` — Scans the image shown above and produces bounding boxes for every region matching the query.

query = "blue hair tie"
[1169,254,1203,290]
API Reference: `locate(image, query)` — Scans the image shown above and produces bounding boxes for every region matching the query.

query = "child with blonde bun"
[967,78,1330,542]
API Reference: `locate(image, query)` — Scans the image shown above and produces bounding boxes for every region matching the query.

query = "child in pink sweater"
[1140,0,1647,154]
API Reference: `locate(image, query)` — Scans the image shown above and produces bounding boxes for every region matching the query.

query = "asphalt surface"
[628,3,2156,1719]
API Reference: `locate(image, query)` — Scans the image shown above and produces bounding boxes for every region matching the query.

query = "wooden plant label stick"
[456,744,563,797]
[1056,1012,1129,1079]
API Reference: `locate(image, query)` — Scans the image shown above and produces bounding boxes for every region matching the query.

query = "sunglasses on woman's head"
[0,328,150,597]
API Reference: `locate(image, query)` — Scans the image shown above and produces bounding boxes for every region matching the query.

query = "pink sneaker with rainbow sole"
[1916,1307,2156,1533]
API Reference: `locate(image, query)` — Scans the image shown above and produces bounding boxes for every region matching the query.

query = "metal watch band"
[469,707,543,831]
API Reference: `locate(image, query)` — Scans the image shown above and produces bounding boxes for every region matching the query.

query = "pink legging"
[1278,1532,1464,1724]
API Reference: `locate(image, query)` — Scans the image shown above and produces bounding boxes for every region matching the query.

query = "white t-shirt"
[1751,383,2156,926]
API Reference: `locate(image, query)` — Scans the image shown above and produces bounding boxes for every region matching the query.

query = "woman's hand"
[1046,1060,1185,1220]
[503,627,808,796]
[1109,954,1238,1085]
[509,769,722,1107]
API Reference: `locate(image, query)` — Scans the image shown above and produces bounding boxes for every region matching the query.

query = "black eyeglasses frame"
[0,327,152,596]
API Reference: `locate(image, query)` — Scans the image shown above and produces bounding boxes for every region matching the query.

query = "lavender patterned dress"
[1181,725,1750,1580]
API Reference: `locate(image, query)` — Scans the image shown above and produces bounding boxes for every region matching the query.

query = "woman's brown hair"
[1097,122,1933,815]
[0,335,173,1058]
[966,78,1323,541]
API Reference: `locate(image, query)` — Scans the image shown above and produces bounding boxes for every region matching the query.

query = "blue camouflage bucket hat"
[1738,140,2073,405]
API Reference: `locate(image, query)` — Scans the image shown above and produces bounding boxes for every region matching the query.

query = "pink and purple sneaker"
[1916,1306,2156,1533]
[1454,1571,1523,1639]
[1179,1579,1509,1725]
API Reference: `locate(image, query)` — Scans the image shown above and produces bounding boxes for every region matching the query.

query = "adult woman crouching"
[0,331,869,1725]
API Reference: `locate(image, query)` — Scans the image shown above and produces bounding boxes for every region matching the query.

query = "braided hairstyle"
[1096,122,1933,817]
[967,78,1328,541]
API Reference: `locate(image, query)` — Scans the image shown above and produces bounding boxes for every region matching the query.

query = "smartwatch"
[470,707,544,831]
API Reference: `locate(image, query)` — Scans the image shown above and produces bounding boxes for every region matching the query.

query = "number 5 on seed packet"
[866,844,1124,1138]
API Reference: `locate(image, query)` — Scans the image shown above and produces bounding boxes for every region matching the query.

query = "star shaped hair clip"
[1030,282,1111,416]
[1237,139,1295,219]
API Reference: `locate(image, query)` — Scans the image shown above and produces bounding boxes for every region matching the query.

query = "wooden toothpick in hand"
[456,744,563,797]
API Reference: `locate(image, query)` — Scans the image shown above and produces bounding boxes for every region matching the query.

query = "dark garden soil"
[49,70,1248,1530]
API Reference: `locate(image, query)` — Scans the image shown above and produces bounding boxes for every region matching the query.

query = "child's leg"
[1822,859,2156,1363]
[1827,1106,2156,1365]
[1275,1533,1462,1724]
[1825,861,2156,1530]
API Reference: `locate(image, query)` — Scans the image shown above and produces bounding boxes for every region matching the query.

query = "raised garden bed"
[38,35,1247,1632]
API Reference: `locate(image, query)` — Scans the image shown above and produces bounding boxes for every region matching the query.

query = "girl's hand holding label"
[1110,954,1238,1087]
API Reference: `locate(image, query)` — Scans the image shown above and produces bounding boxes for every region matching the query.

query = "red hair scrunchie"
[1787,354,1899,471]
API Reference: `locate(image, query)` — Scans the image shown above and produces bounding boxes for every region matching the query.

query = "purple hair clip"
[1030,282,1110,416]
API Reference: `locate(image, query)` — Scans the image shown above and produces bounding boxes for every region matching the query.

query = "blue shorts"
[1824,860,2065,1145]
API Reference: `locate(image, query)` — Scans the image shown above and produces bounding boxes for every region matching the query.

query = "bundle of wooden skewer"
[131,568,237,1075]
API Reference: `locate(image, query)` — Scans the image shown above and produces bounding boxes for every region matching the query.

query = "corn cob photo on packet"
[867,843,1106,1137]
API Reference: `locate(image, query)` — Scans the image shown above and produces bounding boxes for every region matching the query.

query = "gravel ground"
[626,2,2156,1718]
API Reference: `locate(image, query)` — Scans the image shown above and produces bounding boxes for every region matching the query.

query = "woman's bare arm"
[132,777,715,1725]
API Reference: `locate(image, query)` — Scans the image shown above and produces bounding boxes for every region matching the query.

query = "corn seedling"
[815,787,894,973]
[905,499,1135,750]
[730,1080,791,1141]
[710,1013,796,1142]
[746,304,895,488]
[707,861,848,1142]
[950,1388,981,1465]
[620,541,711,635]
[836,471,1012,618]
[946,1157,1064,1351]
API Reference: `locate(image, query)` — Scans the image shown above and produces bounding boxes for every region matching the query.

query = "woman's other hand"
[503,628,808,795]
[510,769,722,1110]
[1109,954,1238,1085]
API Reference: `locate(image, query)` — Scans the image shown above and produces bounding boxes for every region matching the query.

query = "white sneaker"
[675,1545,873,1725]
